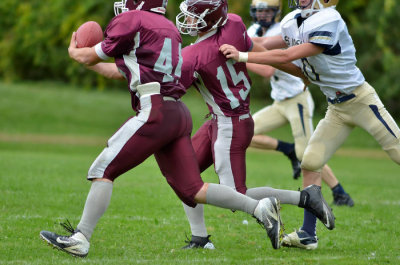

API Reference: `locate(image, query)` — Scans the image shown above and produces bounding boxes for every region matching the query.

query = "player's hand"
[68,32,79,61]
[219,44,239,61]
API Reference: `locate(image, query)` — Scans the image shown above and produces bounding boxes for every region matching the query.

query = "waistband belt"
[163,96,177,101]
[136,82,161,97]
[327,93,355,104]
[211,113,250,121]
[137,82,178,102]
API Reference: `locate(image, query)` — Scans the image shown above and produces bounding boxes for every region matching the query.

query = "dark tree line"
[0,0,399,115]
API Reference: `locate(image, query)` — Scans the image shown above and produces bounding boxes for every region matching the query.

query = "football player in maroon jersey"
[175,0,334,249]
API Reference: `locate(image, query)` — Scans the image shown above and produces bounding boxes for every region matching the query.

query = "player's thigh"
[302,108,352,171]
[285,91,315,160]
[87,114,164,181]
[212,117,253,194]
[192,120,214,172]
[155,135,204,207]
[253,103,287,135]
[353,86,400,164]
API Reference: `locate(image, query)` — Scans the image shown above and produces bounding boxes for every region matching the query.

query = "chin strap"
[300,0,320,18]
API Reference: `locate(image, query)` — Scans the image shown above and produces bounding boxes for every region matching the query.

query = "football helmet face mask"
[114,0,168,16]
[176,0,228,36]
[250,0,281,30]
[288,0,338,18]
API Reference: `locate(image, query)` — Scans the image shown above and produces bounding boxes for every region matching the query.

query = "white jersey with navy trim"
[247,23,305,101]
[280,8,365,99]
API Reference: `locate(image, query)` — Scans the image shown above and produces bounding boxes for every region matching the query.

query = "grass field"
[0,81,399,264]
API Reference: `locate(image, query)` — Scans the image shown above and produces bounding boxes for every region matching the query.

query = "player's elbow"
[280,53,294,64]
[84,55,101,66]
[111,72,125,80]
[264,68,275,78]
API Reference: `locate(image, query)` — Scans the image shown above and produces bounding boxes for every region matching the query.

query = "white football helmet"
[288,0,338,18]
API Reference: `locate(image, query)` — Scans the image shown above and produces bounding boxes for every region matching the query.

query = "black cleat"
[182,235,215,249]
[298,185,335,230]
[333,193,354,207]
[285,150,301,179]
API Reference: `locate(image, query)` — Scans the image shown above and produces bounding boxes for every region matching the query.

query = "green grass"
[0,81,399,264]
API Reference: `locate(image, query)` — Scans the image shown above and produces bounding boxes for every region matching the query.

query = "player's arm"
[86,63,125,80]
[68,32,102,66]
[246,42,275,78]
[220,42,324,65]
[245,42,308,82]
[252,35,287,50]
[274,62,310,85]
[262,35,288,49]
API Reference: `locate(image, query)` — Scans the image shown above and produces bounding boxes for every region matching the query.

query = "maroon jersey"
[181,14,253,117]
[96,10,185,110]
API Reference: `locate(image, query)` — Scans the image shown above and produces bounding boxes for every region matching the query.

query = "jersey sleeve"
[240,20,253,52]
[180,47,197,89]
[308,20,340,50]
[100,12,141,58]
[247,24,259,38]
[244,30,253,52]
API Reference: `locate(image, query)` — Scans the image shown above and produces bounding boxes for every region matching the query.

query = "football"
[76,21,103,48]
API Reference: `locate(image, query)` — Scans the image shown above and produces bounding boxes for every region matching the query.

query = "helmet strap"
[301,0,319,18]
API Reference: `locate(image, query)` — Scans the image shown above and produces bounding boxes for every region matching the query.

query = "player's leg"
[233,113,334,230]
[351,83,400,164]
[194,183,283,250]
[283,108,352,250]
[284,90,314,161]
[181,121,214,249]
[321,164,354,206]
[40,98,169,257]
[156,129,283,250]
[39,179,111,258]
[285,91,353,205]
[283,91,315,178]
[251,103,301,178]
[212,115,253,194]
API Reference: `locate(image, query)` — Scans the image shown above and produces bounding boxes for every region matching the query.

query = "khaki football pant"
[253,90,314,161]
[302,82,400,171]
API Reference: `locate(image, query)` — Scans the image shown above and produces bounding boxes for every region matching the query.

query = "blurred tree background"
[0,0,399,116]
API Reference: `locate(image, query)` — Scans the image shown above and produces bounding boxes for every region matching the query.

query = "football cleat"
[39,220,89,257]
[298,185,335,230]
[182,235,215,249]
[253,197,283,249]
[285,150,302,179]
[282,229,318,250]
[333,193,354,207]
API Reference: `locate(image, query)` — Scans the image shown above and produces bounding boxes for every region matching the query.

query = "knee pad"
[301,149,324,172]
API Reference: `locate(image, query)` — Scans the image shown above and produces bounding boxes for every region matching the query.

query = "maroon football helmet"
[114,0,168,16]
[176,0,228,36]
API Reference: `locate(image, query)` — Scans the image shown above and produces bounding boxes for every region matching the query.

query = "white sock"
[205,183,258,215]
[77,181,113,241]
[246,187,300,205]
[182,203,208,237]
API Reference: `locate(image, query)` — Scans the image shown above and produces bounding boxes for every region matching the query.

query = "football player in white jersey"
[247,0,354,207]
[220,0,400,250]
